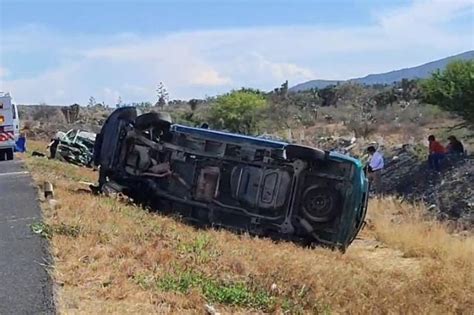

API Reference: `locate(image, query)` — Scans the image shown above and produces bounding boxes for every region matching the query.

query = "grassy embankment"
[23,141,473,314]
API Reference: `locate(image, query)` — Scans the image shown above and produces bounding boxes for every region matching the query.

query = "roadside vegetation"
[24,141,473,314]
[20,60,473,155]
[422,59,474,124]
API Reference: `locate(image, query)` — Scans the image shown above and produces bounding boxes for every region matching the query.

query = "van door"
[12,103,20,140]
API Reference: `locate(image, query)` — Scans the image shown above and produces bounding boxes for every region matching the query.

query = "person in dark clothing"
[446,136,464,155]
[47,138,60,159]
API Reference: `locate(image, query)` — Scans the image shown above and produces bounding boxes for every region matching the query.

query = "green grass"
[157,271,275,310]
[30,221,82,239]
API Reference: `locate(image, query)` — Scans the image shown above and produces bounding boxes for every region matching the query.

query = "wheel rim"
[302,186,335,222]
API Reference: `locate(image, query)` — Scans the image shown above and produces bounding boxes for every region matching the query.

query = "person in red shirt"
[428,135,445,171]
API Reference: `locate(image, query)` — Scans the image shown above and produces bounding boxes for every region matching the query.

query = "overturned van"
[93,107,368,250]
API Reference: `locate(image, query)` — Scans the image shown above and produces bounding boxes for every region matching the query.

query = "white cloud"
[1,0,473,104]
[379,0,473,28]
[103,87,121,106]
[248,53,315,81]
[189,69,232,86]
[0,67,9,78]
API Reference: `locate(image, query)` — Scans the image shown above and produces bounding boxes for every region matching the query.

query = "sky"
[0,0,473,105]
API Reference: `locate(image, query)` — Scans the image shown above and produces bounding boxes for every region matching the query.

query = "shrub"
[209,90,267,134]
[422,60,474,123]
[347,119,376,138]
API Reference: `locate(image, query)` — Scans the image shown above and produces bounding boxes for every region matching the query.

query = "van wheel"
[135,112,172,132]
[6,149,14,161]
[302,186,339,222]
[0,149,5,161]
[286,144,327,161]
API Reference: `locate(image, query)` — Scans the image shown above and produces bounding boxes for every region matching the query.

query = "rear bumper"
[0,140,15,149]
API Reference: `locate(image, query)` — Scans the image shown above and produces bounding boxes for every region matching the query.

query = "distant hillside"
[290,50,474,92]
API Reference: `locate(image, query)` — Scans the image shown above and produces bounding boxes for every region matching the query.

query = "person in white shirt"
[367,146,384,195]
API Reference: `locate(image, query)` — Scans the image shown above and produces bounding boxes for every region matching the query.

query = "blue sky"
[1,0,473,105]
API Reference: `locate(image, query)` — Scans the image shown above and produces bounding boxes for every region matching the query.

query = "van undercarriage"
[94,107,368,250]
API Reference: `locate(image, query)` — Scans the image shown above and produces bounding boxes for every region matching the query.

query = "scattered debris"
[44,181,54,199]
[270,283,278,292]
[316,136,356,154]
[381,145,473,227]
[32,151,46,157]
[53,129,96,166]
[30,222,53,239]
[204,304,220,315]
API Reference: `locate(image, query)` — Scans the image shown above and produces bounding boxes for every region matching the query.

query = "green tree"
[188,99,199,112]
[209,90,267,134]
[318,85,338,106]
[422,60,474,123]
[115,96,123,108]
[373,89,397,109]
[155,82,169,108]
[88,96,96,108]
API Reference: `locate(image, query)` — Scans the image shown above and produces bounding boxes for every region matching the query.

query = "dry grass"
[24,141,474,314]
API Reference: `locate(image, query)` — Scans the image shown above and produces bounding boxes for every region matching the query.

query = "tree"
[279,80,289,98]
[155,82,169,108]
[116,96,123,108]
[422,60,474,123]
[125,102,153,113]
[373,89,397,109]
[88,96,96,108]
[188,99,199,112]
[308,87,320,104]
[396,78,420,101]
[318,86,338,106]
[61,104,80,123]
[209,90,267,134]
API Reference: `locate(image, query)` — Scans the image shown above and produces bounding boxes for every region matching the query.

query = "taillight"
[0,116,4,124]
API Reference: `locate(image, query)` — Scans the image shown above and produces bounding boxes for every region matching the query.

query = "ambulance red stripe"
[0,131,14,142]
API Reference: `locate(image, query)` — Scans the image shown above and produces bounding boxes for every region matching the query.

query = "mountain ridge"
[290,50,474,92]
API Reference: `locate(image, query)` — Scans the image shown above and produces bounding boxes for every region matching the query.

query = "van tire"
[286,144,327,161]
[6,148,14,161]
[0,149,5,161]
[135,112,172,131]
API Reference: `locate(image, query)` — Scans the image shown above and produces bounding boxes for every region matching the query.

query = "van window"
[12,104,16,119]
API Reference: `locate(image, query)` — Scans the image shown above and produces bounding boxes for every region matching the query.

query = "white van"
[0,92,20,160]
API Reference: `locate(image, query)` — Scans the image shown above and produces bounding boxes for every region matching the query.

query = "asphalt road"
[0,160,55,314]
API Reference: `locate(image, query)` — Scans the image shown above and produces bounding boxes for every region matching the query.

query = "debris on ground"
[32,151,46,157]
[52,129,96,166]
[204,304,220,315]
[315,136,356,154]
[43,181,54,199]
[380,145,473,227]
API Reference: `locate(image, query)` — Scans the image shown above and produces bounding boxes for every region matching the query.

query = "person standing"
[46,135,60,159]
[367,146,384,195]
[428,135,446,171]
